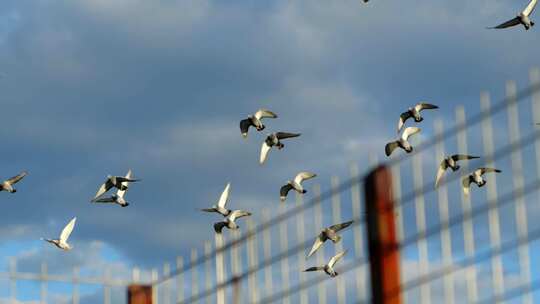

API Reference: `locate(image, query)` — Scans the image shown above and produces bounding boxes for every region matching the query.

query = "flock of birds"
[2,0,538,280]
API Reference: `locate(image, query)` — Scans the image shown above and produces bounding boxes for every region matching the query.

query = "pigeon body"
[385,127,421,156]
[304,250,347,277]
[260,132,301,164]
[280,172,317,202]
[201,183,232,216]
[240,109,278,138]
[92,170,133,207]
[93,171,140,200]
[489,0,538,30]
[397,103,438,132]
[42,217,77,251]
[308,221,354,258]
[462,168,501,195]
[0,171,28,193]
[213,210,252,233]
[435,155,480,188]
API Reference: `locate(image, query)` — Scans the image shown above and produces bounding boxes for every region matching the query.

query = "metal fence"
[5,69,540,303]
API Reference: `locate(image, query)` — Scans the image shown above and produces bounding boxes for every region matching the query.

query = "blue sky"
[2,0,540,302]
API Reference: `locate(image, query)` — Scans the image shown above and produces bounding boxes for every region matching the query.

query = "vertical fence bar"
[365,166,401,304]
[313,184,327,304]
[104,268,111,304]
[204,241,213,304]
[9,258,16,304]
[262,210,274,300]
[73,267,80,304]
[177,257,184,303]
[350,163,367,302]
[231,231,243,304]
[434,119,455,304]
[152,269,158,304]
[40,262,47,304]
[215,233,225,304]
[191,248,199,304]
[506,80,533,304]
[456,105,478,303]
[412,153,431,304]
[164,262,171,304]
[247,219,260,303]
[279,203,291,304]
[295,192,308,304]
[480,92,505,299]
[331,176,346,304]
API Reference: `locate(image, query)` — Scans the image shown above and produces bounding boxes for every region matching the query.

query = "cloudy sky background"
[1,0,540,302]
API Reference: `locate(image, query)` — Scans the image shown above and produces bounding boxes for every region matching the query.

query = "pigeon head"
[451,165,460,171]
[405,147,413,153]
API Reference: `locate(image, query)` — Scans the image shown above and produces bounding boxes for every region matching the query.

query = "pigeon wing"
[275,132,301,140]
[116,170,132,198]
[307,235,325,258]
[94,179,113,199]
[462,176,472,196]
[415,103,438,112]
[217,183,231,209]
[523,0,538,16]
[60,217,76,243]
[304,266,324,272]
[254,109,278,120]
[229,210,251,221]
[214,222,227,234]
[240,119,252,138]
[329,220,354,233]
[451,154,480,161]
[401,127,421,141]
[385,141,399,156]
[489,17,521,29]
[294,172,317,185]
[6,171,28,185]
[479,168,502,175]
[280,184,294,202]
[398,111,412,132]
[92,196,116,203]
[328,250,347,268]
[435,161,447,188]
[260,141,272,164]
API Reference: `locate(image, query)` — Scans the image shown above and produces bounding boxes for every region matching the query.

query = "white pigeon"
[239,109,278,138]
[307,221,354,258]
[304,250,347,277]
[488,0,537,30]
[435,154,480,188]
[93,170,140,200]
[41,217,77,251]
[385,127,421,156]
[260,132,301,164]
[0,171,28,193]
[91,170,133,207]
[462,167,502,195]
[397,103,438,132]
[201,183,232,216]
[213,210,252,234]
[280,172,317,202]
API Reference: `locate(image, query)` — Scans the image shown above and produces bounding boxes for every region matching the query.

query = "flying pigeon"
[93,170,140,200]
[41,217,77,251]
[201,183,232,216]
[213,210,252,234]
[0,171,28,193]
[397,103,438,132]
[304,250,347,277]
[488,0,537,30]
[385,127,421,156]
[240,109,278,138]
[435,155,480,188]
[280,172,317,202]
[462,168,502,195]
[307,220,354,258]
[260,132,301,164]
[91,170,134,207]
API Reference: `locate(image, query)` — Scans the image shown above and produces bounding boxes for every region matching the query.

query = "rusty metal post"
[128,285,153,304]
[365,166,402,304]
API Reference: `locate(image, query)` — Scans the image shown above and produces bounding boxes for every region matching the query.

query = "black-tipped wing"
[489,17,521,29]
[416,103,438,111]
[240,119,252,137]
[329,220,354,232]
[276,132,301,140]
[451,154,480,161]
[385,141,399,156]
[6,171,28,185]
[280,184,294,202]
[479,168,502,175]
[398,111,412,132]
[304,266,324,272]
[214,222,227,234]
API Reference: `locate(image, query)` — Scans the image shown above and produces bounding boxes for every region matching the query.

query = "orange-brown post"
[128,285,152,304]
[364,166,402,304]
